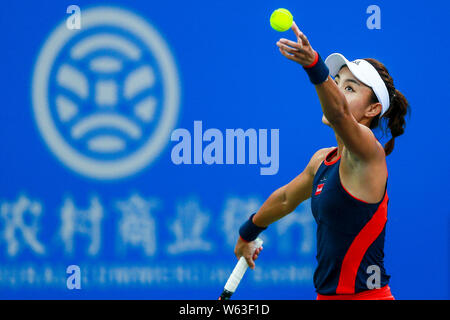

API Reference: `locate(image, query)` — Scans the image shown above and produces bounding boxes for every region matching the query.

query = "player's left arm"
[277,22,381,161]
[314,80,382,161]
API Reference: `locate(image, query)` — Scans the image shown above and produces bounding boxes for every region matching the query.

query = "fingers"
[290,21,310,48]
[291,21,310,46]
[291,21,301,38]
[278,38,306,52]
[276,40,307,64]
[277,42,307,57]
[244,254,255,270]
[234,240,263,270]
[276,25,314,65]
[279,47,303,64]
[252,246,263,261]
[234,243,242,260]
[298,31,310,47]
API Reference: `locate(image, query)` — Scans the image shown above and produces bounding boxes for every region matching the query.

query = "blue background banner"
[0,0,449,299]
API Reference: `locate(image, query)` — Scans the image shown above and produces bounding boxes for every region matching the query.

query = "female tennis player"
[234,22,410,300]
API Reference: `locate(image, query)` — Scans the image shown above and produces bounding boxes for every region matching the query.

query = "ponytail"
[364,58,411,156]
[382,89,409,155]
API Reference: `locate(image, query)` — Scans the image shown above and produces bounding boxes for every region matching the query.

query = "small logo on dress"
[315,183,324,195]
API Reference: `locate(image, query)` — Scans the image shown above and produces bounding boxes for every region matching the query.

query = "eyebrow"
[345,78,361,86]
[334,74,361,86]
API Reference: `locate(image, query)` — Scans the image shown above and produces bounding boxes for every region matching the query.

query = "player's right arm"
[251,147,331,227]
[234,147,331,268]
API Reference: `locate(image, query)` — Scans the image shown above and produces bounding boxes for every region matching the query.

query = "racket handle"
[224,257,248,293]
[223,238,263,293]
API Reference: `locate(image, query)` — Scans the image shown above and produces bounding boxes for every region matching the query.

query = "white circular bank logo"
[32,7,180,180]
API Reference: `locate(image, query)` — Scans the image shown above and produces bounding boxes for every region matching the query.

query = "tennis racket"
[218,238,263,300]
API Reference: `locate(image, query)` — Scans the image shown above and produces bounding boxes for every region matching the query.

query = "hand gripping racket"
[218,238,263,300]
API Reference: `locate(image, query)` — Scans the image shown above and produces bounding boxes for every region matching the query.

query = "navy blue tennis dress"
[310,147,390,295]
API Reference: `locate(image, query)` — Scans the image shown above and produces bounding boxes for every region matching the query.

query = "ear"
[365,102,382,118]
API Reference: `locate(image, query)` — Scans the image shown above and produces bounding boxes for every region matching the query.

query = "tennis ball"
[270,8,293,32]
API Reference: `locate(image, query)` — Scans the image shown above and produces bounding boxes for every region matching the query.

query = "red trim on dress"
[340,170,389,205]
[317,285,394,300]
[324,147,341,166]
[335,191,389,294]
[340,179,370,204]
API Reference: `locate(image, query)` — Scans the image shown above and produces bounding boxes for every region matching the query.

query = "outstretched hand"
[276,21,317,67]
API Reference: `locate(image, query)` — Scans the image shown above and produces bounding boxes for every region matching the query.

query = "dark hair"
[363,58,411,156]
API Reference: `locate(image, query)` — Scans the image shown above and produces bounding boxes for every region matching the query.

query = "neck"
[334,132,344,158]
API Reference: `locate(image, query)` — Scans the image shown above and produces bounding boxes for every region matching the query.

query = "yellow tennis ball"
[270,8,293,32]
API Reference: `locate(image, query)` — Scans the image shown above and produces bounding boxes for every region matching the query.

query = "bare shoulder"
[306,147,336,177]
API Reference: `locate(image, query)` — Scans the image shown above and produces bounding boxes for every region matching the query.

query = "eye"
[345,86,354,92]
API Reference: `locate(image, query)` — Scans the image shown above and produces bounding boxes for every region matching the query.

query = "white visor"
[325,53,390,117]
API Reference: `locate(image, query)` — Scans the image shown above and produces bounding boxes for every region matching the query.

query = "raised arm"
[314,78,381,161]
[276,22,381,162]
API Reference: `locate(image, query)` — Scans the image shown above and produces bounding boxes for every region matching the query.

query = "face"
[322,66,382,127]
